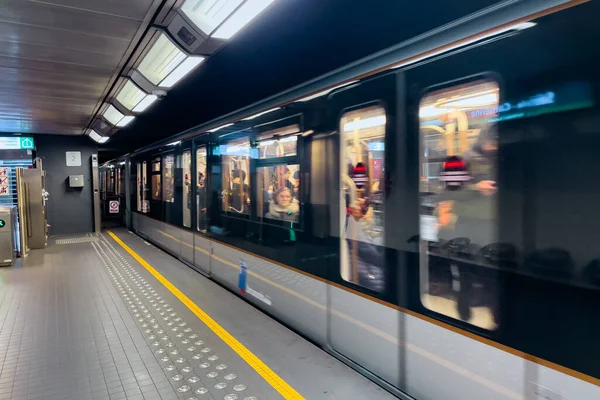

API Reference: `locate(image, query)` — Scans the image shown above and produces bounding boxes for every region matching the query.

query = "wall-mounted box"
[69,175,84,188]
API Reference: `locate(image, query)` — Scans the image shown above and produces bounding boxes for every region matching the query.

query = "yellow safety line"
[107,230,305,400]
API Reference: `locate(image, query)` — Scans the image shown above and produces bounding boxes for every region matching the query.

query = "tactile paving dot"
[164,365,176,372]
[176,357,187,363]
[193,354,203,360]
[195,388,209,395]
[171,374,184,382]
[182,366,193,373]
[199,362,210,368]
[233,384,247,392]
[224,395,238,400]
[208,355,219,361]
[201,348,212,353]
[187,376,200,383]
[216,364,228,370]
[214,382,227,389]
[244,397,258,400]
[207,372,219,378]
[177,385,191,393]
[224,374,237,380]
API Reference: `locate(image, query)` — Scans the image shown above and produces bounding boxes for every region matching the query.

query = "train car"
[107,1,600,399]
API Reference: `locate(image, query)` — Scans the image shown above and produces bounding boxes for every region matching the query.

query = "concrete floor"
[0,232,397,400]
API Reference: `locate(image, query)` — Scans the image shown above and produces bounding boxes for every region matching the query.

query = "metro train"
[102,1,600,399]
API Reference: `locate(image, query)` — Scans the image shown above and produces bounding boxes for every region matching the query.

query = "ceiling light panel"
[160,56,204,88]
[212,0,275,40]
[137,33,187,86]
[116,81,147,111]
[133,95,158,113]
[181,0,244,35]
[88,130,102,142]
[103,105,125,126]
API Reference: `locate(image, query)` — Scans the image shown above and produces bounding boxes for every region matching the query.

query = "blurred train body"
[102,2,600,399]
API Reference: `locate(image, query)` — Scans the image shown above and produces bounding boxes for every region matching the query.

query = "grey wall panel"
[180,229,194,265]
[329,286,400,388]
[211,242,327,344]
[405,313,524,400]
[194,234,211,274]
[35,135,97,235]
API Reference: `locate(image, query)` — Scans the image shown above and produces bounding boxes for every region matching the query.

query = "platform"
[0,229,396,400]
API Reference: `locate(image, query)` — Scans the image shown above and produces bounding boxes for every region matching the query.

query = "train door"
[180,141,195,266]
[193,144,210,275]
[326,72,404,390]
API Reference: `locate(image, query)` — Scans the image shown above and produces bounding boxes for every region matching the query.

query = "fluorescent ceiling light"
[168,140,181,146]
[159,56,205,88]
[212,0,275,39]
[116,116,135,128]
[392,21,537,71]
[119,161,126,165]
[243,107,280,121]
[132,95,158,113]
[297,80,359,102]
[116,81,147,111]
[279,135,297,143]
[419,105,454,118]
[207,123,233,133]
[181,0,244,35]
[103,105,125,126]
[88,130,102,142]
[137,33,187,86]
[343,115,387,132]
[439,91,498,108]
[98,136,110,144]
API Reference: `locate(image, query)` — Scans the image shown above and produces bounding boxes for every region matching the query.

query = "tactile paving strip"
[55,236,99,245]
[92,237,258,400]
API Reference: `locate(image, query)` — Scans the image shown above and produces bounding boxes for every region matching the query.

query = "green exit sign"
[0,136,35,150]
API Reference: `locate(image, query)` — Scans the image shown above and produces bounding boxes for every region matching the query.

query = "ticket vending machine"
[0,206,17,266]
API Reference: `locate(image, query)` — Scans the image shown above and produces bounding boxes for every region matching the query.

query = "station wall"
[35,135,97,235]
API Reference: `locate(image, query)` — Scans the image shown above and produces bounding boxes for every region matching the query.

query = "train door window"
[136,163,141,212]
[419,79,499,330]
[257,164,300,223]
[151,157,161,201]
[197,147,208,232]
[182,150,192,228]
[258,125,299,159]
[162,154,175,203]
[339,105,386,292]
[221,137,251,215]
[142,161,149,212]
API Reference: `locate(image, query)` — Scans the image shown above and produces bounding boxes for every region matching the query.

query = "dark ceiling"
[100,0,501,160]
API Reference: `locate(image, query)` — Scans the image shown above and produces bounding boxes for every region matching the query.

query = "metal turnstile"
[0,206,17,266]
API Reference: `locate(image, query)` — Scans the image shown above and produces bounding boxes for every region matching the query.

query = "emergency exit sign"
[0,137,34,150]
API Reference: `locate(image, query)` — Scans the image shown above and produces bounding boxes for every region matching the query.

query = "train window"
[197,148,208,232]
[221,137,251,215]
[151,157,161,201]
[419,79,499,330]
[136,163,141,212]
[182,150,192,228]
[162,154,175,203]
[257,125,299,159]
[257,164,300,223]
[141,161,149,212]
[339,105,386,292]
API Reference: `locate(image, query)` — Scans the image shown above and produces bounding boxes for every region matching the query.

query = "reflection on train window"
[257,125,299,159]
[419,79,499,330]
[182,150,192,228]
[221,137,251,215]
[151,174,161,201]
[162,154,175,203]
[142,161,149,212]
[152,158,161,172]
[197,147,208,232]
[257,164,300,223]
[339,105,386,292]
[136,163,141,212]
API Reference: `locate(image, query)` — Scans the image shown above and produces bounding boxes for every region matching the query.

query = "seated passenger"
[265,187,299,222]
